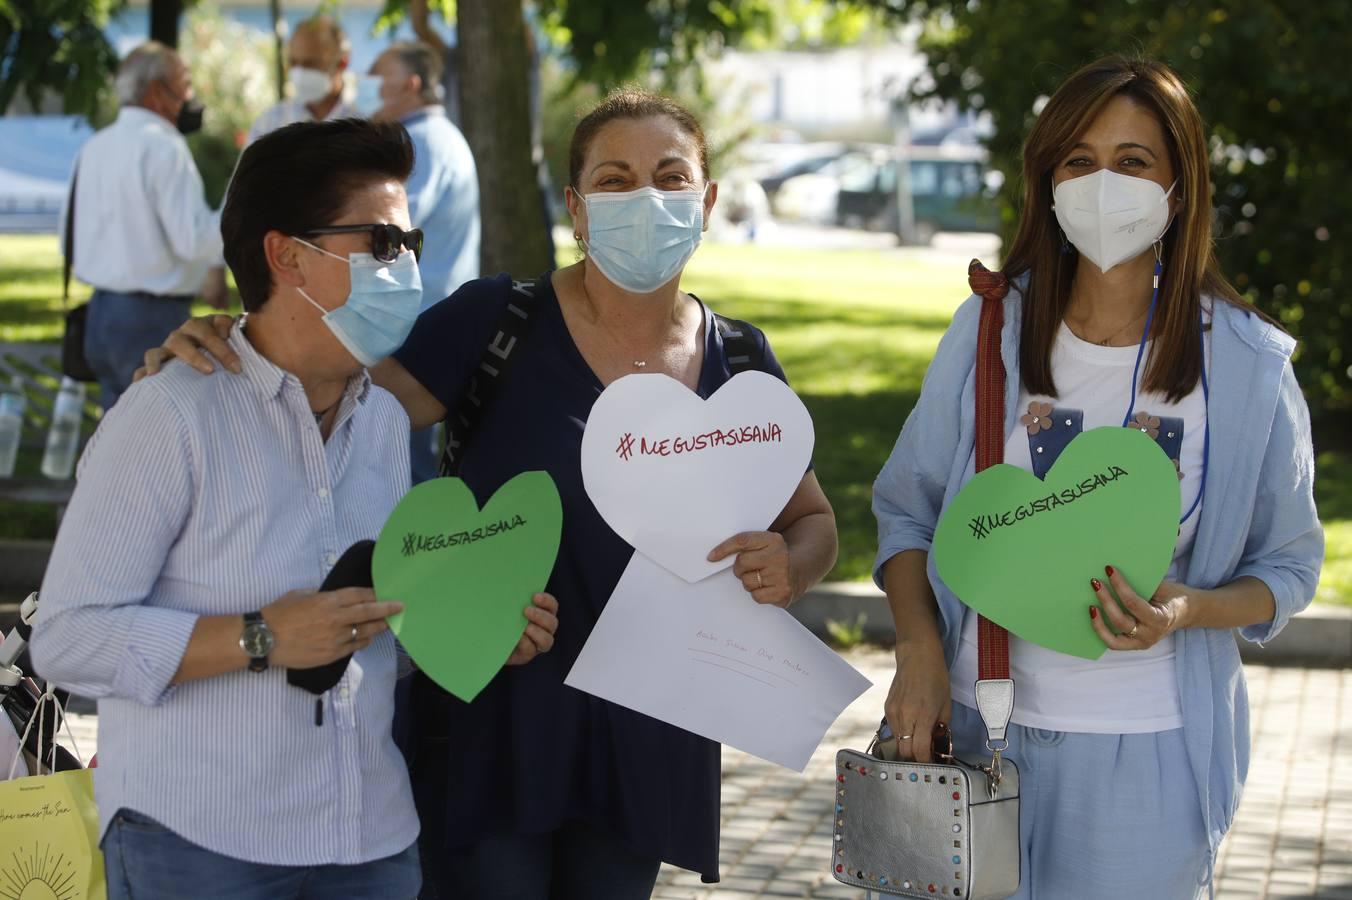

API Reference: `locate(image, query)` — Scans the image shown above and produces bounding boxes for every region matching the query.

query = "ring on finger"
[755,570,764,589]
[350,625,358,642]
[1125,620,1140,639]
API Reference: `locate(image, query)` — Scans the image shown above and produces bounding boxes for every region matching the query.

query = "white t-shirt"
[950,320,1210,733]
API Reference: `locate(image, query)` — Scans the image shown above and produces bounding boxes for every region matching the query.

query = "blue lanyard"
[1120,251,1210,525]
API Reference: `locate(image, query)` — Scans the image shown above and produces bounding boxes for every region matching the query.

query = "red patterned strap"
[969,260,1010,682]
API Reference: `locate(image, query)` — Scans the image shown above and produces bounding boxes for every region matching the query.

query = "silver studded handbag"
[831,278,1021,900]
[830,683,1020,899]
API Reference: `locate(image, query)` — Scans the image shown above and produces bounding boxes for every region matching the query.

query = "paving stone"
[34,653,1350,899]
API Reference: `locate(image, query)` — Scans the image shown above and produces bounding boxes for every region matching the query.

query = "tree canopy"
[864,0,1350,424]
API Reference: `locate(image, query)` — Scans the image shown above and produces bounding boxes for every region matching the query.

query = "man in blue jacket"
[368,41,481,482]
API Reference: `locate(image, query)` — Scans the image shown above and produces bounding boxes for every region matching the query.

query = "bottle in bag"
[41,376,85,480]
[0,376,24,477]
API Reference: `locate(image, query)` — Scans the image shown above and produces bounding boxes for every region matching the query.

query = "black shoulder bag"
[61,166,98,384]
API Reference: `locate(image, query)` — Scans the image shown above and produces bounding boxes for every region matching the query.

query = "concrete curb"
[789,581,1352,668]
[3,540,1348,666]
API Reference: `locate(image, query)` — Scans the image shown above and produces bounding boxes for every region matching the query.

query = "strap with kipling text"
[437,279,540,478]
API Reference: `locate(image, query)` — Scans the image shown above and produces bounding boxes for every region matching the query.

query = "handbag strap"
[711,311,765,375]
[968,259,1016,769]
[62,165,78,306]
[438,279,541,478]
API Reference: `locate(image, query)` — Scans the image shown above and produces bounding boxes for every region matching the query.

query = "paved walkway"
[54,651,1350,899]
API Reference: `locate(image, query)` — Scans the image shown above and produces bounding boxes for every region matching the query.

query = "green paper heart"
[933,427,1181,660]
[373,472,562,701]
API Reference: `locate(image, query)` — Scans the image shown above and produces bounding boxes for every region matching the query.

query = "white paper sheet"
[580,371,815,583]
[565,553,871,771]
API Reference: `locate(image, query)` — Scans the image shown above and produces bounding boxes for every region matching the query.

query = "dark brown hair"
[568,87,709,189]
[1003,55,1261,402]
[222,118,414,312]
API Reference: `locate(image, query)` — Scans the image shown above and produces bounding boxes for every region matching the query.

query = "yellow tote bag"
[0,767,107,900]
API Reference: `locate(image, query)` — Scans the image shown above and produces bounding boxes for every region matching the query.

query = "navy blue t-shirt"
[393,273,792,881]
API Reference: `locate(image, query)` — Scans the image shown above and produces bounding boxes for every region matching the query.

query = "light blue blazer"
[872,284,1324,869]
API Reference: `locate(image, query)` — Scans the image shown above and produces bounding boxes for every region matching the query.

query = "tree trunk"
[456,0,553,277]
[270,0,286,101]
[148,0,183,48]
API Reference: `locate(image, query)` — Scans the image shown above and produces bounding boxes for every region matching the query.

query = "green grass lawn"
[3,233,1348,605]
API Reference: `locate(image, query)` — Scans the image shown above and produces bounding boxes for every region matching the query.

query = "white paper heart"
[581,370,815,583]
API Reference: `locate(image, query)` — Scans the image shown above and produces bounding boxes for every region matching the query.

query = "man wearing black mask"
[60,41,228,410]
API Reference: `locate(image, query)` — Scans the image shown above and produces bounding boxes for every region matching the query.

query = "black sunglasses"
[297,224,424,263]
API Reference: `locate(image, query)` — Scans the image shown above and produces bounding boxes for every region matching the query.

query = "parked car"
[754,142,853,201]
[835,144,1000,242]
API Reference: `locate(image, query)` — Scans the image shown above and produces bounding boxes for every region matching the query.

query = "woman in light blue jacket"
[873,56,1322,898]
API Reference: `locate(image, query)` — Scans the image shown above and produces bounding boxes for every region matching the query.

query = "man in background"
[369,41,480,483]
[247,16,354,144]
[409,0,555,264]
[61,41,226,410]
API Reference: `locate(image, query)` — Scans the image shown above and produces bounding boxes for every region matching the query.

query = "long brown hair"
[1003,55,1258,402]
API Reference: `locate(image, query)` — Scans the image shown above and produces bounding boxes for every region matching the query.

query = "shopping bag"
[0,767,106,900]
[0,684,106,900]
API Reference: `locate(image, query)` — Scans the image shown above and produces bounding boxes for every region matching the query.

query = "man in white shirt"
[246,17,355,145]
[61,41,226,411]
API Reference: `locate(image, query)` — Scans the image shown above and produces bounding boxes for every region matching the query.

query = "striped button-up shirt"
[31,323,419,866]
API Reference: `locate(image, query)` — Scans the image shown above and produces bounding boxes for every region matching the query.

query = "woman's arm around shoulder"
[378,274,528,429]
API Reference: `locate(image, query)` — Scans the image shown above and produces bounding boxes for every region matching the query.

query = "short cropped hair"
[221,118,415,312]
[115,41,177,106]
[387,41,443,106]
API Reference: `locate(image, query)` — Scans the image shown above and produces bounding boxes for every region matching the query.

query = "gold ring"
[756,571,764,589]
[898,734,914,741]
[1125,621,1140,639]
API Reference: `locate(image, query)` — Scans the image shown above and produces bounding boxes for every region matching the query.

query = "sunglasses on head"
[296,223,424,263]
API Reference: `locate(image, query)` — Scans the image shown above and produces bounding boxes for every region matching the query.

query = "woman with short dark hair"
[32,117,557,900]
[873,56,1322,898]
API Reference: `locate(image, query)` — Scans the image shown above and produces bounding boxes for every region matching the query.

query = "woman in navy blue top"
[376,88,840,898]
[144,87,838,898]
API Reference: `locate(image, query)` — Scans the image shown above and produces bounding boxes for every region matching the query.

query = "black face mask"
[176,98,205,136]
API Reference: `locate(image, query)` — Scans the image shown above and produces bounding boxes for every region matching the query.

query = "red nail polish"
[1089,606,1098,619]
[1105,565,1115,577]
[1090,577,1103,591]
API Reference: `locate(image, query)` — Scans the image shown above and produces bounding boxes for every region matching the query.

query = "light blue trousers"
[949,702,1212,900]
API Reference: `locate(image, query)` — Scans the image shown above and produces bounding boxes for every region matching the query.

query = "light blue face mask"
[353,75,384,118]
[294,238,423,367]
[582,185,706,293]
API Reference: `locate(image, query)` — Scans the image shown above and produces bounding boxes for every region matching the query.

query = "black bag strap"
[437,279,541,478]
[712,312,764,376]
[62,165,78,305]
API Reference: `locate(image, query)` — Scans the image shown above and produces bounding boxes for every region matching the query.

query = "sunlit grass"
[1,233,1347,604]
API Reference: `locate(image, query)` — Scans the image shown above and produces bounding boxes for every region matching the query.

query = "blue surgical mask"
[582,185,706,293]
[294,238,423,367]
[353,75,384,118]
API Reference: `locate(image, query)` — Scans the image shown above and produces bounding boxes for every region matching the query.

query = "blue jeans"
[84,289,192,410]
[425,819,660,900]
[102,808,421,900]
